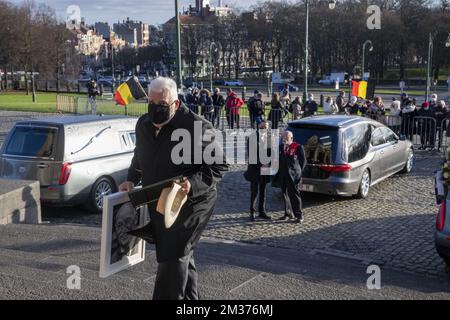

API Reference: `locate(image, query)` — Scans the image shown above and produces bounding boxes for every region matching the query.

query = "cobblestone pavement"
[206,152,446,279]
[2,111,448,281]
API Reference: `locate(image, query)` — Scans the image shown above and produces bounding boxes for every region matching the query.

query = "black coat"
[127,104,229,262]
[245,130,272,184]
[212,93,225,107]
[274,143,307,186]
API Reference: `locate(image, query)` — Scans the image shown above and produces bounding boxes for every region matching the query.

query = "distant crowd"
[177,84,449,150]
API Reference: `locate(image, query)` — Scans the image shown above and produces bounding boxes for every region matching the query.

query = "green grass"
[0,92,68,113]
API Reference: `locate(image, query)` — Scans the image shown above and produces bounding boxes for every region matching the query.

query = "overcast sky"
[8,0,263,25]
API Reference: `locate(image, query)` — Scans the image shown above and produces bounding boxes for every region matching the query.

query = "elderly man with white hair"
[273,130,307,223]
[119,77,229,300]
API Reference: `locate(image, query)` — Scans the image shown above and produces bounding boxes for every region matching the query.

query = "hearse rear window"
[6,126,56,158]
[290,127,338,165]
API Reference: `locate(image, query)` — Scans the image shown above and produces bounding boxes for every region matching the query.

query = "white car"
[224,80,244,87]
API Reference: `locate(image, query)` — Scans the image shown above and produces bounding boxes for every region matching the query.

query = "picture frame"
[99,192,147,278]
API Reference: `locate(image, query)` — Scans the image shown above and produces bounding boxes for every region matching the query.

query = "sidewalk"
[0,223,448,300]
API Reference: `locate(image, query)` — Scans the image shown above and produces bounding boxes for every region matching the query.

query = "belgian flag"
[351,80,368,100]
[114,77,147,106]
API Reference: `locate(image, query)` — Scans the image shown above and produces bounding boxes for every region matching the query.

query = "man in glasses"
[119,77,229,300]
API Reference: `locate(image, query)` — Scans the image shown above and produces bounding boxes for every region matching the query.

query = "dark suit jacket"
[245,130,272,184]
[274,143,307,186]
[127,104,229,262]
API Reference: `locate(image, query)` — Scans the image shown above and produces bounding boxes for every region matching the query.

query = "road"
[0,111,449,299]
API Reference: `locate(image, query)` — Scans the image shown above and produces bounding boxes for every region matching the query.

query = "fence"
[56,95,79,114]
[54,95,450,153]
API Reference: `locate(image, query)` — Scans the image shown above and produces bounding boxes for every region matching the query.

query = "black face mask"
[148,103,173,125]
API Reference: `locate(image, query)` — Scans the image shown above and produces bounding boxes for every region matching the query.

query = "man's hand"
[119,181,135,193]
[179,178,191,196]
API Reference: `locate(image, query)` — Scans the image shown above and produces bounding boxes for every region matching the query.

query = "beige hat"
[156,183,188,229]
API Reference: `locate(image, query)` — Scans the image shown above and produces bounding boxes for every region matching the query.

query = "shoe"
[293,217,304,224]
[259,212,272,220]
[250,212,256,222]
[278,215,292,221]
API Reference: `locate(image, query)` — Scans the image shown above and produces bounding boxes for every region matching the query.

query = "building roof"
[163,14,218,26]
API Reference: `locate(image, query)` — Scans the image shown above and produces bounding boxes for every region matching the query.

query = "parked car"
[0,115,138,212]
[224,80,244,87]
[318,72,348,86]
[287,116,414,198]
[183,78,200,88]
[97,77,114,88]
[277,83,299,92]
[214,79,225,86]
[435,174,450,269]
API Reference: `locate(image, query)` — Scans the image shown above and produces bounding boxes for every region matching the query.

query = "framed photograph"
[99,192,147,278]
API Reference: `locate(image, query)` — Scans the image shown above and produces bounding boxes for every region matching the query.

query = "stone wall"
[0,179,41,225]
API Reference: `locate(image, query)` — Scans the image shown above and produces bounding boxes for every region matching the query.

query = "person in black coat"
[303,94,318,117]
[199,89,214,123]
[245,121,272,221]
[119,77,229,300]
[434,100,448,151]
[212,88,225,129]
[273,131,307,223]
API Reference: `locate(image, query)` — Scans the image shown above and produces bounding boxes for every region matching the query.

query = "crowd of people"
[179,84,449,150]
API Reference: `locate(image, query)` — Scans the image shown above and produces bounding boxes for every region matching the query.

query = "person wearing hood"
[344,96,360,115]
[303,94,318,118]
[226,91,244,129]
[323,96,339,114]
[417,102,435,150]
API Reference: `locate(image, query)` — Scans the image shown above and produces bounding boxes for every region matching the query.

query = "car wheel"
[87,177,115,213]
[356,170,371,199]
[401,149,414,174]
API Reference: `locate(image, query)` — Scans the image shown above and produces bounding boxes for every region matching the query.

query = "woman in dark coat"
[268,93,285,130]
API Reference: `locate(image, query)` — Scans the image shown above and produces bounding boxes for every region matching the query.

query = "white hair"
[351,96,358,104]
[431,94,438,100]
[148,77,178,102]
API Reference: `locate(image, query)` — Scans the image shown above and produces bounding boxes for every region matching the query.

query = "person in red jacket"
[226,92,244,129]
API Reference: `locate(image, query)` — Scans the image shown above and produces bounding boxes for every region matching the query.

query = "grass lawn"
[0,92,81,113]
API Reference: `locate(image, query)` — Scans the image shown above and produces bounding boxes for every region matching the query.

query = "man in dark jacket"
[274,131,307,223]
[336,91,346,113]
[245,121,272,221]
[303,94,318,118]
[212,88,225,129]
[119,77,229,300]
[248,90,259,129]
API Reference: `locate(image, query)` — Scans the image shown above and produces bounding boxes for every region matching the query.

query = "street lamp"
[209,42,218,92]
[362,40,373,80]
[175,0,183,90]
[304,0,336,97]
[426,32,435,102]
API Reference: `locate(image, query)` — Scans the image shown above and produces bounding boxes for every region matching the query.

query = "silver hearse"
[0,115,137,212]
[287,116,414,199]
